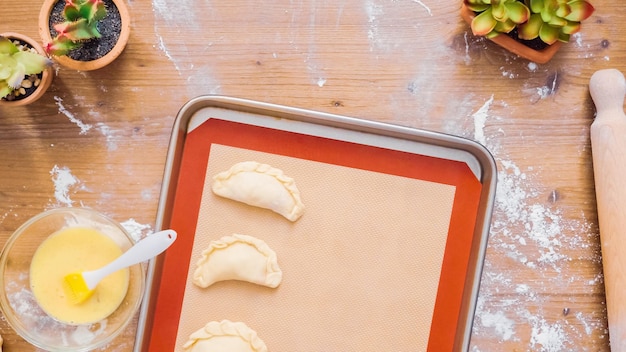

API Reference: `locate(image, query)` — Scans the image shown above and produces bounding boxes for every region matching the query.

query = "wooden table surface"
[1,0,623,351]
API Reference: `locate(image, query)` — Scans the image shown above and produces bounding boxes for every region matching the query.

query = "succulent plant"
[465,0,531,38]
[0,36,52,99]
[465,0,595,45]
[518,0,595,44]
[45,0,108,56]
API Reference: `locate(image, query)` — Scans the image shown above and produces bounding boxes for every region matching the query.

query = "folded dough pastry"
[212,161,305,221]
[182,320,268,352]
[193,234,282,288]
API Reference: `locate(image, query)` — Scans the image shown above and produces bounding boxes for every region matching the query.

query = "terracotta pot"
[38,0,131,71]
[0,32,54,107]
[460,3,561,64]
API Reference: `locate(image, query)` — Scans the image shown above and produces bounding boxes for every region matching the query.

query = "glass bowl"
[0,207,145,351]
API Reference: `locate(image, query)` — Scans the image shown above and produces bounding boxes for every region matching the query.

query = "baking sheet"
[136,96,496,352]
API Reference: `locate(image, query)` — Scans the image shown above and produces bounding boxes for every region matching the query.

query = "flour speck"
[120,219,153,242]
[530,318,566,351]
[479,310,516,341]
[472,95,493,146]
[50,165,81,207]
[54,96,93,134]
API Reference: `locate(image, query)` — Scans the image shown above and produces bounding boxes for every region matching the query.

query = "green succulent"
[0,36,52,99]
[45,0,108,56]
[465,0,531,38]
[518,0,595,44]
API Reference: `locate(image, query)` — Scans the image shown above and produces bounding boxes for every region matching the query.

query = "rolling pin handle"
[589,69,626,117]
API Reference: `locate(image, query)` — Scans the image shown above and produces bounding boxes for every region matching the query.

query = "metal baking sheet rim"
[134,95,497,352]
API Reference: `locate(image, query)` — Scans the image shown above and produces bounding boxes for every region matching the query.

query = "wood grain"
[0,0,623,350]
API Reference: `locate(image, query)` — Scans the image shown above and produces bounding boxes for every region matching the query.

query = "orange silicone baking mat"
[145,117,483,351]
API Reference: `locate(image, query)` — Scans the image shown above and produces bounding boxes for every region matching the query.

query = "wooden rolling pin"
[590,68,626,350]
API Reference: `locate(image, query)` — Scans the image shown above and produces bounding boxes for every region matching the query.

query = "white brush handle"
[83,229,177,289]
[589,68,626,350]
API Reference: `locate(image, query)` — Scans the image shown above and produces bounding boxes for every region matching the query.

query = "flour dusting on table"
[97,123,118,151]
[472,95,493,146]
[54,96,93,135]
[50,165,82,207]
[0,206,16,226]
[470,96,604,351]
[478,310,515,341]
[156,35,182,75]
[530,317,566,351]
[120,219,153,242]
[152,0,224,96]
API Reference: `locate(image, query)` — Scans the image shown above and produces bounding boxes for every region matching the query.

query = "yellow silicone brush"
[63,229,177,304]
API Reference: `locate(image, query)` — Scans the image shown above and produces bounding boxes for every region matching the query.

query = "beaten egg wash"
[29,227,130,325]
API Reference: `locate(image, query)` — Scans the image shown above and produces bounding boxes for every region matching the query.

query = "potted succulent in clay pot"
[38,0,131,71]
[0,33,53,106]
[461,0,595,63]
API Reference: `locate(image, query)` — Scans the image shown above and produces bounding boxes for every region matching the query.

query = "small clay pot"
[460,3,561,64]
[0,32,54,107]
[38,0,131,71]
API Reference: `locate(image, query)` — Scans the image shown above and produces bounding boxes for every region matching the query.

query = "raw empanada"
[212,161,305,221]
[192,234,282,288]
[182,320,268,352]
